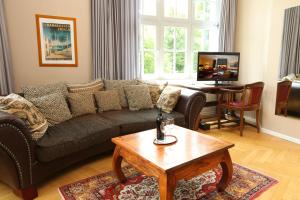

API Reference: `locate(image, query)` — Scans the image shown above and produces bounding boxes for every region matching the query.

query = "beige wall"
[4,0,92,92]
[236,0,300,140]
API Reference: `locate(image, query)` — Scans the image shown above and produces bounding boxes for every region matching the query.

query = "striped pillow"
[67,79,104,94]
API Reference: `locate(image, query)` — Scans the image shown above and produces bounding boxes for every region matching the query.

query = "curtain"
[218,0,237,52]
[0,0,13,95]
[91,0,141,80]
[279,5,300,78]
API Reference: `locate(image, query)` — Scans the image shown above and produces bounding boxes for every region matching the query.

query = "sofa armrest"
[0,111,36,189]
[174,89,206,130]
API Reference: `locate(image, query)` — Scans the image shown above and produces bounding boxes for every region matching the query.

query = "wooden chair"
[275,80,292,116]
[217,82,265,136]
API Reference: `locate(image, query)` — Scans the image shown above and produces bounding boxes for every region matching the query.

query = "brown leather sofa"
[0,88,206,200]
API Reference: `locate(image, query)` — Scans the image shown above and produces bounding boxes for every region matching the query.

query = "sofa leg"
[13,187,38,200]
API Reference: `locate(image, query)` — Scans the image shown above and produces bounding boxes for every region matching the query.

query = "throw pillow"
[94,90,122,112]
[67,79,104,94]
[0,94,48,140]
[104,80,137,107]
[157,87,181,113]
[30,93,72,126]
[22,82,68,100]
[68,93,96,117]
[137,80,168,105]
[124,85,154,111]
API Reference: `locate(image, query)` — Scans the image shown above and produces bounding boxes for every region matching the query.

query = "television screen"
[197,52,240,81]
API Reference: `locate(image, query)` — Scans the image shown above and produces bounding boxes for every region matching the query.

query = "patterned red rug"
[59,163,277,200]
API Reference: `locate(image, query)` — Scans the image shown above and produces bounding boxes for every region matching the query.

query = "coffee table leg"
[217,150,233,192]
[112,146,127,183]
[159,174,176,200]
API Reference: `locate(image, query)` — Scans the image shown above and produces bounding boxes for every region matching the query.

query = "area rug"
[59,163,277,200]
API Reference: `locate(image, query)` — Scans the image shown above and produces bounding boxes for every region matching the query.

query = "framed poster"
[35,15,78,67]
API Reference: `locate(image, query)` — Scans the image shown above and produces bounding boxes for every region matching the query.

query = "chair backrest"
[276,80,292,103]
[243,82,265,106]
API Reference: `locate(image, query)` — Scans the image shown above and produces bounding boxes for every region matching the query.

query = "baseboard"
[243,116,300,145]
[261,128,300,145]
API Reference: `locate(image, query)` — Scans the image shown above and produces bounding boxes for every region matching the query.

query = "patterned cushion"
[30,93,72,126]
[0,94,48,140]
[94,90,122,112]
[22,82,68,100]
[124,85,154,111]
[137,80,168,105]
[104,80,137,107]
[67,79,104,94]
[67,93,96,117]
[157,87,181,113]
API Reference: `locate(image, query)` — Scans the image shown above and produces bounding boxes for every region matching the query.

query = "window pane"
[164,27,174,50]
[193,52,198,73]
[176,52,185,73]
[194,0,217,21]
[163,52,173,73]
[175,27,186,50]
[143,25,156,50]
[164,27,186,50]
[144,51,155,74]
[164,0,188,18]
[193,29,210,51]
[141,0,156,16]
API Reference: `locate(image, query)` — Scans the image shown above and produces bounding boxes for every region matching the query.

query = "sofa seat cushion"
[100,109,185,135]
[36,114,120,162]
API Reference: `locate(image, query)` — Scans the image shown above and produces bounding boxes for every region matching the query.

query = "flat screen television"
[197,52,240,84]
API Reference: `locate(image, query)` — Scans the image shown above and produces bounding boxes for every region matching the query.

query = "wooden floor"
[1,126,300,200]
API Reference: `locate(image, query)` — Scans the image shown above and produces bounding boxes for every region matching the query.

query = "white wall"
[4,0,92,92]
[236,0,300,140]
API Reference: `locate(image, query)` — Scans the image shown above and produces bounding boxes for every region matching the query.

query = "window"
[140,0,220,79]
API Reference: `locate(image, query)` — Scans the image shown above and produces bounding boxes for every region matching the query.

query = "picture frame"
[35,14,78,67]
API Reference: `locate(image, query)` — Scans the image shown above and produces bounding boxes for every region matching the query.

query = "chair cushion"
[36,114,120,162]
[100,109,185,135]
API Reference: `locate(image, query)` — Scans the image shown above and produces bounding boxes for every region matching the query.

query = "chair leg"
[284,107,288,117]
[239,110,244,136]
[256,109,260,133]
[217,107,221,129]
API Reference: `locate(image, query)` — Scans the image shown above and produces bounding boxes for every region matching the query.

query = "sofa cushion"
[104,80,137,107]
[137,80,168,105]
[157,86,181,113]
[67,79,104,94]
[67,93,96,117]
[30,93,72,126]
[94,90,122,112]
[100,109,185,135]
[124,85,153,111]
[36,114,120,162]
[22,82,68,100]
[0,94,48,140]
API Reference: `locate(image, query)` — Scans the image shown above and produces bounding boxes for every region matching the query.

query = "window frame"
[140,0,220,80]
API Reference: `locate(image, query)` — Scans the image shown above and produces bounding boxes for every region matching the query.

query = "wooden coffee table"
[111,125,234,200]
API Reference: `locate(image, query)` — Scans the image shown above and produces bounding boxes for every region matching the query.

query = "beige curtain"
[91,0,141,80]
[218,0,237,52]
[279,5,300,78]
[0,0,13,94]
